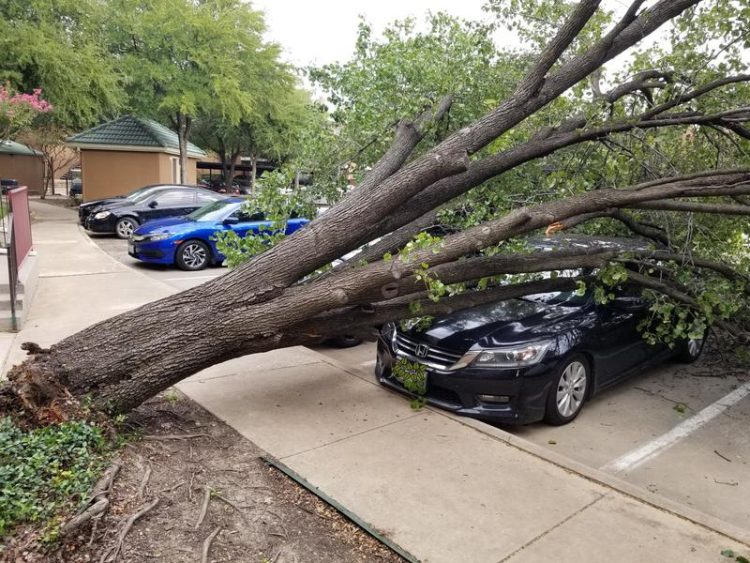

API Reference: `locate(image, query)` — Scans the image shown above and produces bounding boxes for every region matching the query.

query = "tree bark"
[4,0,745,420]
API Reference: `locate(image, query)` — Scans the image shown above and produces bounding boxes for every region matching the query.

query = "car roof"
[529,234,653,252]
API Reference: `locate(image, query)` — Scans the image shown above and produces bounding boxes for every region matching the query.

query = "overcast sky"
[251,0,497,68]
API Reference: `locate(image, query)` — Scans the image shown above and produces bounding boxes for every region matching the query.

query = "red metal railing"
[5,186,33,330]
[8,186,32,269]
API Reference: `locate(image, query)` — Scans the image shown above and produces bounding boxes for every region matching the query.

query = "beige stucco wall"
[80,150,198,201]
[0,154,45,194]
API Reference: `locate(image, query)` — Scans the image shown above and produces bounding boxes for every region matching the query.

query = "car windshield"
[127,186,168,203]
[187,200,237,222]
[520,269,589,307]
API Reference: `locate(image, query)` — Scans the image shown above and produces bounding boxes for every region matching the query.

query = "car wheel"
[176,240,210,271]
[115,217,139,239]
[544,355,590,426]
[676,334,706,363]
[330,335,362,348]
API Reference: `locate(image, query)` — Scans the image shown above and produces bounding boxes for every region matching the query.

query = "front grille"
[393,333,463,371]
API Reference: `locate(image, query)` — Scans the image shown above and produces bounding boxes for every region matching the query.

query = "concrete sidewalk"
[4,201,749,562]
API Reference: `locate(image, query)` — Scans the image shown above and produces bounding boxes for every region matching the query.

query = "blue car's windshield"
[187,200,237,222]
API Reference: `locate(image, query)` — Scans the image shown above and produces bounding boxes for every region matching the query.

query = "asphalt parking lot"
[90,232,750,534]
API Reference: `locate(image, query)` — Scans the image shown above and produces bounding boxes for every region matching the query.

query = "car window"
[153,189,196,206]
[187,200,238,222]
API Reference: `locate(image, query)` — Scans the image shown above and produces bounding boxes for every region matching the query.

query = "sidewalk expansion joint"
[279,412,423,461]
[497,494,606,562]
[39,270,127,279]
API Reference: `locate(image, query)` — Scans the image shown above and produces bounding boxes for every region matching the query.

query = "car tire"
[115,217,139,239]
[675,334,706,364]
[544,354,590,426]
[330,335,362,348]
[176,240,211,271]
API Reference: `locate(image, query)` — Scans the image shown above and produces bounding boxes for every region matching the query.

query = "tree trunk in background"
[250,154,257,196]
[176,113,192,185]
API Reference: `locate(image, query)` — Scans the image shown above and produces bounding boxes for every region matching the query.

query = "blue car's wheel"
[176,240,210,271]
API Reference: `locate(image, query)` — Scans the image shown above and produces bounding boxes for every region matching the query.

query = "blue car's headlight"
[457,340,554,369]
[147,233,171,241]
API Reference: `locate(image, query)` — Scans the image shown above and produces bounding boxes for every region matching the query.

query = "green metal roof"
[67,115,207,157]
[0,140,42,156]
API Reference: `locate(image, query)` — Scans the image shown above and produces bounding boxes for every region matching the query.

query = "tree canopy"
[2,0,750,420]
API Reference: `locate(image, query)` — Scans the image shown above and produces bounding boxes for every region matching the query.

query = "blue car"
[128,197,309,270]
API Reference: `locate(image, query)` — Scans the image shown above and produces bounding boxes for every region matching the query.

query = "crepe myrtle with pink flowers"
[0,86,53,140]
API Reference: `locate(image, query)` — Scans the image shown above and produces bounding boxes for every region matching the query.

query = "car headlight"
[465,340,554,368]
[147,233,171,241]
[381,322,397,350]
[93,211,111,220]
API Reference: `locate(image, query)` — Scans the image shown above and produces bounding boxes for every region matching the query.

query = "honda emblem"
[415,343,430,359]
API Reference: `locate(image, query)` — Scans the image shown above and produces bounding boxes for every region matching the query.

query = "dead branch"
[201,526,222,563]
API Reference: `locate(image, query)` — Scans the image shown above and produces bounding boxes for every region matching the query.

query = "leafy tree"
[106,0,278,183]
[3,0,750,420]
[0,0,122,130]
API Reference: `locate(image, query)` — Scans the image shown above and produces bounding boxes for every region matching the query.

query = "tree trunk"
[250,154,257,196]
[176,113,192,185]
[5,0,743,421]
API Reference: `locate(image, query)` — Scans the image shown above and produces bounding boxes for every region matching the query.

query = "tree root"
[60,461,122,538]
[142,433,209,440]
[201,526,222,563]
[99,497,160,563]
[137,459,152,500]
[194,485,212,530]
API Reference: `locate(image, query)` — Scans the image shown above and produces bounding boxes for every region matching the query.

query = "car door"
[144,188,197,221]
[591,289,651,387]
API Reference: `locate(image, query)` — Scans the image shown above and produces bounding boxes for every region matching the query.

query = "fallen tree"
[3,0,750,419]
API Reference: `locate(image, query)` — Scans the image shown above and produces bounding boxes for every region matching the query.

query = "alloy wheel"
[181,243,207,269]
[116,219,137,238]
[556,360,587,418]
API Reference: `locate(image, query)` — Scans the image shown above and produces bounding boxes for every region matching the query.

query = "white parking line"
[360,360,377,367]
[600,380,750,473]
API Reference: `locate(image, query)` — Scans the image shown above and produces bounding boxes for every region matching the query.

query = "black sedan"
[79,185,226,238]
[375,280,703,426]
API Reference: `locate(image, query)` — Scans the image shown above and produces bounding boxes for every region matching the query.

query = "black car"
[79,185,227,238]
[374,242,704,426]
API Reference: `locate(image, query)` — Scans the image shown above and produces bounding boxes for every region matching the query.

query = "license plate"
[128,242,135,254]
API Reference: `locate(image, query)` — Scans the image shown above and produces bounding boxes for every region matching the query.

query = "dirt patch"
[3,391,404,563]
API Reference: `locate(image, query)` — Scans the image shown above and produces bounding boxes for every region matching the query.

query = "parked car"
[374,237,704,426]
[80,185,226,239]
[128,197,310,270]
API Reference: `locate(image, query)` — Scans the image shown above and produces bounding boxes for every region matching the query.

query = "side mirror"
[148,200,158,209]
[223,216,239,225]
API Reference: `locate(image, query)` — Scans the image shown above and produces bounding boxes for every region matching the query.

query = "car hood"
[134,216,200,235]
[79,196,126,210]
[406,299,583,351]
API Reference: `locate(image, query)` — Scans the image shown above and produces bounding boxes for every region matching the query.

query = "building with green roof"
[67,116,208,201]
[0,141,44,194]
